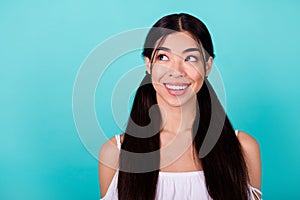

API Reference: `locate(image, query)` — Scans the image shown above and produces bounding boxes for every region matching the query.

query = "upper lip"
[163,83,191,86]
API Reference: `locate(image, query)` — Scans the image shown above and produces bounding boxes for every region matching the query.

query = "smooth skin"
[98,32,262,199]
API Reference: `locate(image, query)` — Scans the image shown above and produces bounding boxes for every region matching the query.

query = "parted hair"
[117,13,251,200]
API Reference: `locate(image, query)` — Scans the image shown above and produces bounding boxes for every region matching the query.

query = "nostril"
[169,73,184,78]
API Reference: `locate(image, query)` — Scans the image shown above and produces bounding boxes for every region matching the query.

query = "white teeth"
[165,84,189,90]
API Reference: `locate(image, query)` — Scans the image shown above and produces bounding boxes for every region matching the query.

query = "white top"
[100,130,262,200]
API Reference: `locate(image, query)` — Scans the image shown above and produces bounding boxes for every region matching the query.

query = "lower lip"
[165,86,189,96]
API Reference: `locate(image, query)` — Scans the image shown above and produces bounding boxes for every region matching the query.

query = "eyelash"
[185,56,198,62]
[156,54,198,62]
[157,54,168,61]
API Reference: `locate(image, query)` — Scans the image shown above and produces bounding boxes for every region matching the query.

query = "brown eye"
[185,56,198,62]
[157,54,169,61]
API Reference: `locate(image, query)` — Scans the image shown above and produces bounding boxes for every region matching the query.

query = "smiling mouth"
[163,83,191,91]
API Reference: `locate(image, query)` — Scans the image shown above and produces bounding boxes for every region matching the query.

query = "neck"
[158,97,197,135]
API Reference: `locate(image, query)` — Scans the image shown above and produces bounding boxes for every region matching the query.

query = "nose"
[168,58,185,78]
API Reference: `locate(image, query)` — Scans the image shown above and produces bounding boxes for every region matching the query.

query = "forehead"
[158,31,199,52]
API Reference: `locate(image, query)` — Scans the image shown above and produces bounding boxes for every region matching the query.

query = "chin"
[157,94,196,108]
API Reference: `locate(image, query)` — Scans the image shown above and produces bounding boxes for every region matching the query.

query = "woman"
[99,13,262,200]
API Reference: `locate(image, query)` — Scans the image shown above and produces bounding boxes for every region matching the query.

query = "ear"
[205,56,213,77]
[144,57,151,74]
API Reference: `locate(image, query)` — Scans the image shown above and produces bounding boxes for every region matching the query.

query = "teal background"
[1,0,299,199]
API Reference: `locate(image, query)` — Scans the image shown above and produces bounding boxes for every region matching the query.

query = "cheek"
[187,68,205,92]
[187,65,205,82]
[151,64,168,83]
[193,72,204,82]
[184,61,205,77]
[192,74,204,88]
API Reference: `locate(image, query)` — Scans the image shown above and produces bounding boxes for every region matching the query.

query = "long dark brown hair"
[118,13,250,200]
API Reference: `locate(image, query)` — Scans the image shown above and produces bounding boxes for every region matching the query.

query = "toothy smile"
[163,83,191,90]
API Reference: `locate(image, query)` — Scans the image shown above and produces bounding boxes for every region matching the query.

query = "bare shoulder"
[98,133,124,197]
[237,131,262,189]
[237,131,260,153]
[98,135,120,169]
[99,133,125,158]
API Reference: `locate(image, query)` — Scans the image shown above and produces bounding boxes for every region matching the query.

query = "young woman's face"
[145,31,212,108]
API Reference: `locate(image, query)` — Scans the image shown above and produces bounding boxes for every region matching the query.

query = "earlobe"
[205,56,213,77]
[144,57,151,74]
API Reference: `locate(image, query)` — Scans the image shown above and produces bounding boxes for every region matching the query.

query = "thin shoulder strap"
[115,134,121,150]
[249,185,263,200]
[235,130,239,137]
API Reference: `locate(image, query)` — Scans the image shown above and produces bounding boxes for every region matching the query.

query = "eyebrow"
[156,47,171,52]
[183,48,201,53]
[156,47,201,54]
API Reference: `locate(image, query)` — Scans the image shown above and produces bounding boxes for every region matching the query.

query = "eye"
[157,54,169,61]
[185,56,198,62]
